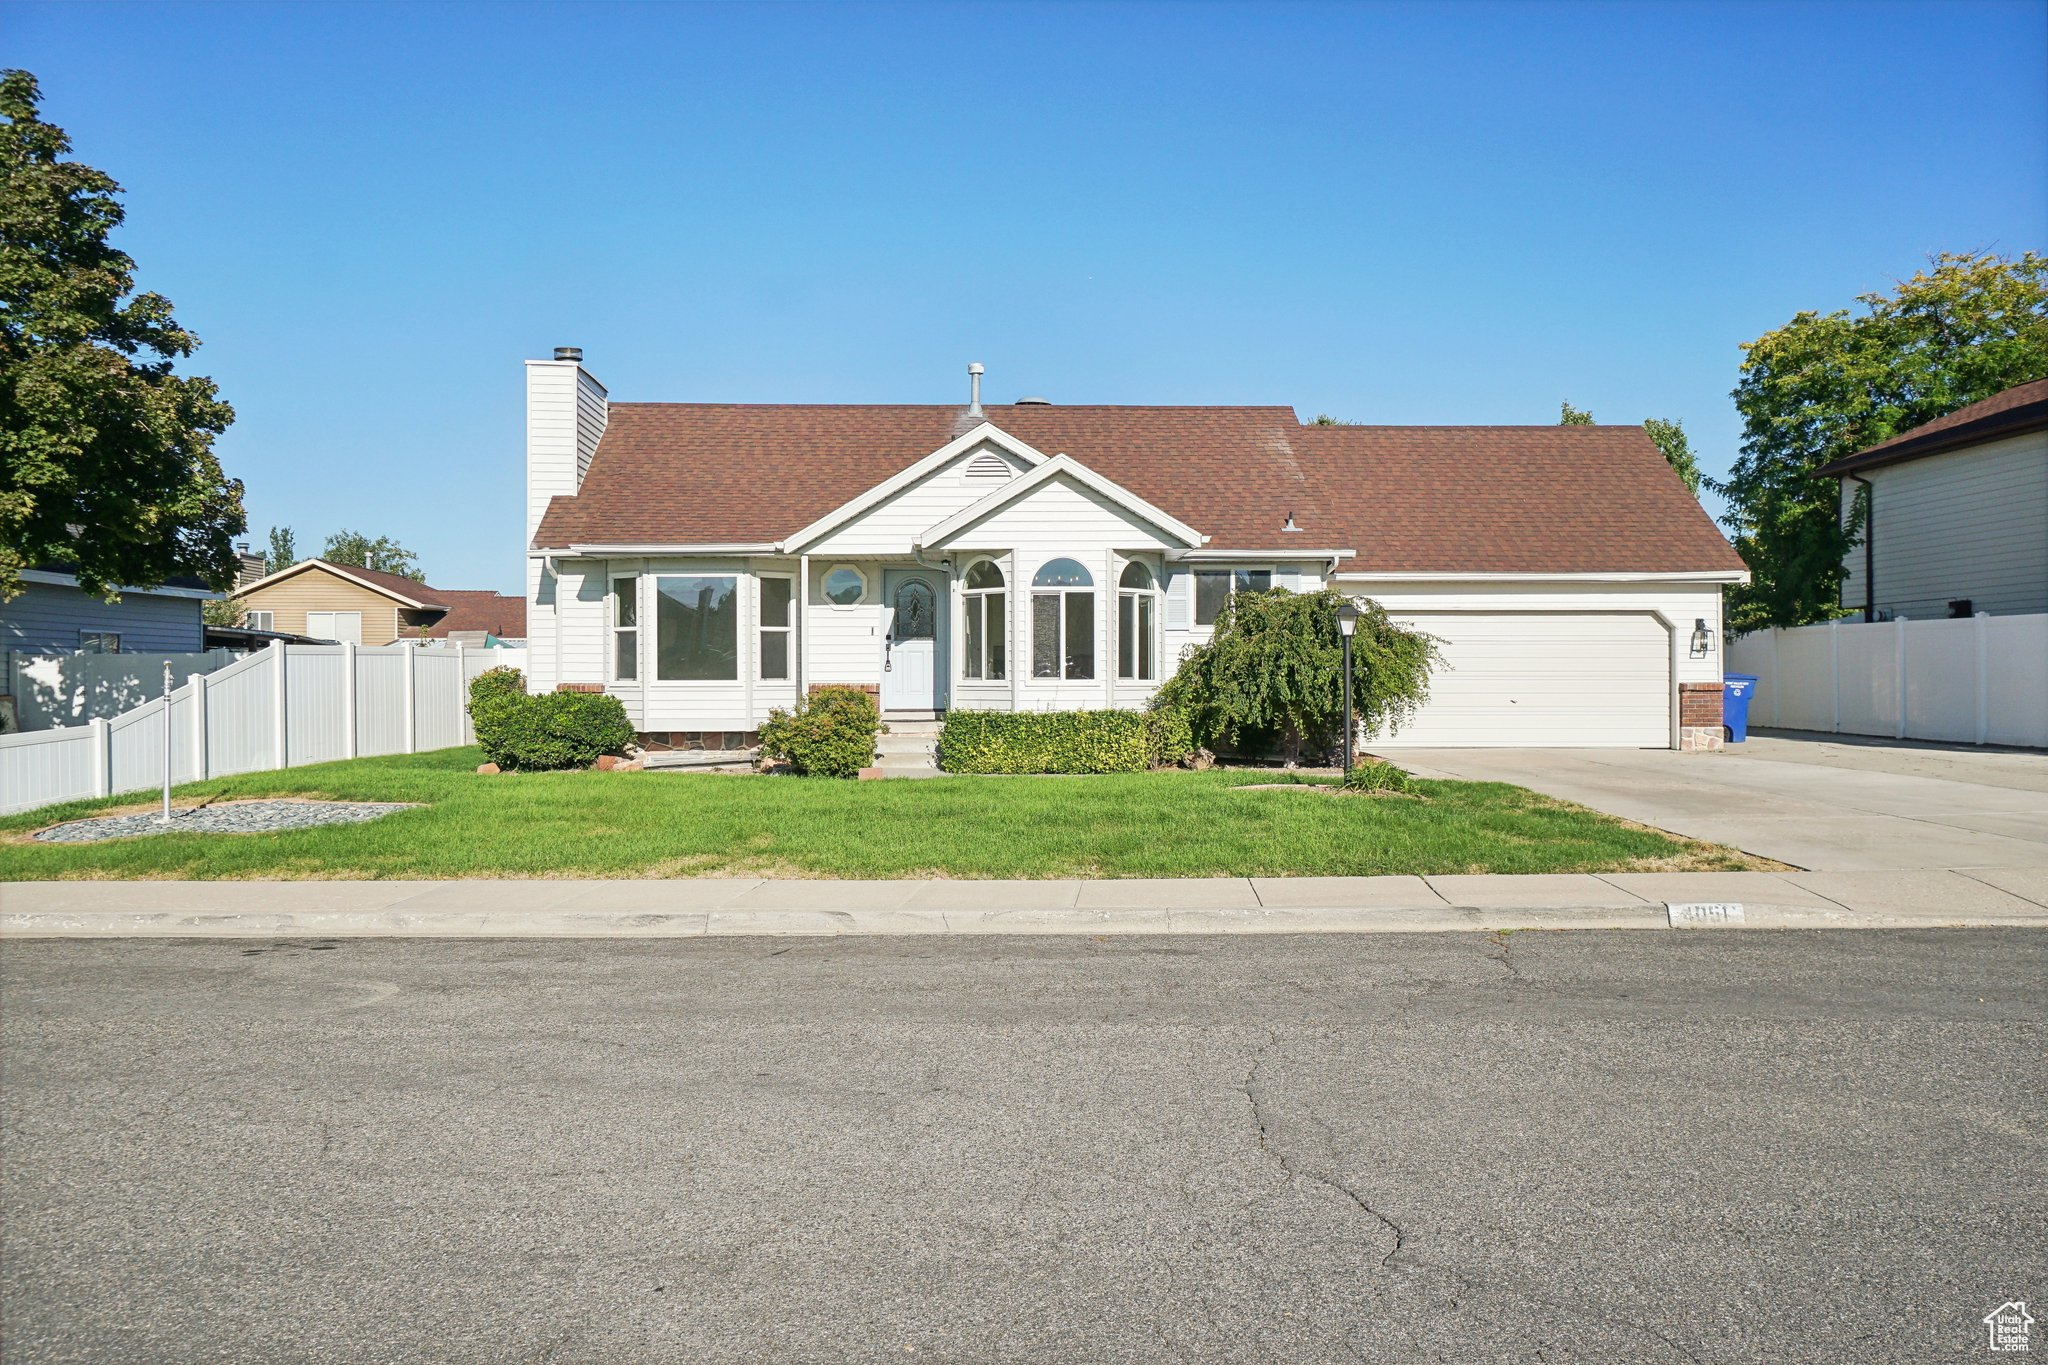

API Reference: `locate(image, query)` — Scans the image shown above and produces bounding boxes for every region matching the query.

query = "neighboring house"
[3,568,214,660]
[423,590,526,647]
[1,567,223,731]
[1821,378,2048,620]
[236,560,450,645]
[524,351,1745,750]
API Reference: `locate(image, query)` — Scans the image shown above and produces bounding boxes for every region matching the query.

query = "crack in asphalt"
[1236,975,1711,1365]
[1485,930,1524,981]
[1240,1030,1406,1271]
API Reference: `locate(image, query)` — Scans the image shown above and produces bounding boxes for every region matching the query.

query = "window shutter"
[1164,568,1189,630]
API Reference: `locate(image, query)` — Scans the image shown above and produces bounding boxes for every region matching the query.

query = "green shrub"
[467,669,636,772]
[1341,759,1414,794]
[940,710,1150,774]
[1142,705,1198,769]
[757,686,881,778]
[1154,588,1440,763]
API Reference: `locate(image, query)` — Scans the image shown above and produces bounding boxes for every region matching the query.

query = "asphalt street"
[3,930,2043,1363]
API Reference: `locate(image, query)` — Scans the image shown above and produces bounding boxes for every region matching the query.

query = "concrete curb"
[5,868,2046,938]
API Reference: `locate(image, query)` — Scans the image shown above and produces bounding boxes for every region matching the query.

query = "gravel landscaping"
[33,800,419,844]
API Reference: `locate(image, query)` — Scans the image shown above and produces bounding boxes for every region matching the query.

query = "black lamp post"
[1336,602,1359,773]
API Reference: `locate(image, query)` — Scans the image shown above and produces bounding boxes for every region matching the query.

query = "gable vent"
[964,450,1012,479]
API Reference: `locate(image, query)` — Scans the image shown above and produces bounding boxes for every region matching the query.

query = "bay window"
[1193,567,1273,626]
[758,574,793,681]
[655,574,738,681]
[610,574,639,681]
[1031,558,1095,680]
[1118,561,1158,680]
[961,559,1006,681]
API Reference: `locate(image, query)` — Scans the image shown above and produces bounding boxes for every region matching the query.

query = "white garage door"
[1374,613,1672,748]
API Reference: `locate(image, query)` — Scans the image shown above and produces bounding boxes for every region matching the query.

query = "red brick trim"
[809,682,881,698]
[554,682,606,694]
[1679,682,1723,728]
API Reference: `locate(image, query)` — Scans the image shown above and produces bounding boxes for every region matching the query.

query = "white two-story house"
[523,350,1746,751]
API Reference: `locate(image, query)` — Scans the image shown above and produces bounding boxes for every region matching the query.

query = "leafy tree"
[1712,251,2048,633]
[201,593,247,628]
[264,525,296,575]
[321,528,424,581]
[1152,588,1440,764]
[1559,400,1595,425]
[1643,417,1702,495]
[1310,413,1357,426]
[0,69,243,600]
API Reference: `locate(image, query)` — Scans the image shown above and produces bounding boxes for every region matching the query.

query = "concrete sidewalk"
[5,868,2046,937]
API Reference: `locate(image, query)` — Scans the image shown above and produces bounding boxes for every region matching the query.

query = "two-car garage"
[1353,600,1686,749]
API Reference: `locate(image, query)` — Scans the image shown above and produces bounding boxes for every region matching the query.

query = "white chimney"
[525,347,608,543]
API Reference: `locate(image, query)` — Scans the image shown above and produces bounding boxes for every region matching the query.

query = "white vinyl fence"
[0,643,528,816]
[1727,613,2048,748]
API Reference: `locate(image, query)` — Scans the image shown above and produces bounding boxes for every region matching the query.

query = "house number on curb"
[1666,902,1745,926]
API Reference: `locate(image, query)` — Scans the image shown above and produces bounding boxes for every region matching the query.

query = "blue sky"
[12,0,2046,593]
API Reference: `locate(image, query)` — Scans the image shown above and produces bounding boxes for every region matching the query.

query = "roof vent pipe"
[554,346,583,363]
[967,362,984,417]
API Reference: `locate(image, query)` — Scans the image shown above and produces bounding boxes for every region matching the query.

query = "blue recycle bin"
[1722,673,1758,743]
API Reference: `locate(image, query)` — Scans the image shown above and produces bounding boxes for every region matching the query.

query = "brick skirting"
[1679,682,1723,728]
[554,682,606,694]
[1679,682,1725,752]
[809,682,881,698]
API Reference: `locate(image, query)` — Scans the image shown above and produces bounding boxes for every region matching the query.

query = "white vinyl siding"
[1839,430,2048,619]
[805,442,1031,557]
[525,360,608,542]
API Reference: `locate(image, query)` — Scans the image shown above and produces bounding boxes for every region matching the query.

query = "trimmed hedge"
[757,686,881,778]
[468,668,636,772]
[941,710,1151,774]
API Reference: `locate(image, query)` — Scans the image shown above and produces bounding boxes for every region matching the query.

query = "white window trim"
[959,557,1007,682]
[1192,565,1275,628]
[757,572,795,682]
[609,572,640,684]
[1117,565,1162,682]
[820,563,868,608]
[245,610,274,631]
[1030,558,1098,683]
[651,572,743,685]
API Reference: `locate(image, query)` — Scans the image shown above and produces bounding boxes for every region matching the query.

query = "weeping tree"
[1152,588,1439,764]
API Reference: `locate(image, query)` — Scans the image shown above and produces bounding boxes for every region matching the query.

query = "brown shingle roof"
[1816,378,2048,476]
[1294,424,1745,573]
[423,590,525,638]
[326,561,445,607]
[533,403,1743,575]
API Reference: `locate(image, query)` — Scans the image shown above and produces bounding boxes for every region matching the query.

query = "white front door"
[881,569,941,713]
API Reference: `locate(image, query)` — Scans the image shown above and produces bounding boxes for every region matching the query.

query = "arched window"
[1118,561,1158,681]
[961,559,1006,681]
[1031,558,1095,680]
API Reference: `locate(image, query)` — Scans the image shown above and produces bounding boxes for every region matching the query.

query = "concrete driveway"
[1388,730,2048,871]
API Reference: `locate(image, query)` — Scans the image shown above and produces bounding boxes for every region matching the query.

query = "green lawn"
[0,747,1761,880]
